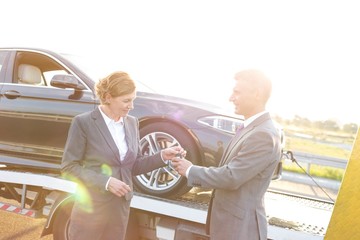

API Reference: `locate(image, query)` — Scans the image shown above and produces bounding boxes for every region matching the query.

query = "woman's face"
[106,91,136,118]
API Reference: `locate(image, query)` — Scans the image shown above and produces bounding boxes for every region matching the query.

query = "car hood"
[137,91,242,119]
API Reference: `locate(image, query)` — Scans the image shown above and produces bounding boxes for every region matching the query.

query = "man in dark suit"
[61,71,182,240]
[172,69,282,240]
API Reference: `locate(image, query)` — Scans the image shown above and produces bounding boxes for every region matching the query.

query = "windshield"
[60,53,156,93]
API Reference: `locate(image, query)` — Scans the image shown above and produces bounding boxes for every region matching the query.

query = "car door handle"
[4,90,21,99]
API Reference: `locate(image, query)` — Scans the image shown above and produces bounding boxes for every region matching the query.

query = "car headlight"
[198,116,244,134]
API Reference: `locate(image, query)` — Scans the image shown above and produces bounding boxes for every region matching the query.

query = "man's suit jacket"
[61,107,165,240]
[188,113,282,240]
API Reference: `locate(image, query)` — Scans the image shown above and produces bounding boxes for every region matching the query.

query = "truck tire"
[134,122,200,198]
[52,203,72,240]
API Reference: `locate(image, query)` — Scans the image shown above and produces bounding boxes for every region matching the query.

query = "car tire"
[52,203,72,240]
[134,121,200,198]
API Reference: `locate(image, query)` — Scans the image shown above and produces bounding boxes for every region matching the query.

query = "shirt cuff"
[185,165,192,178]
[160,150,168,163]
[105,177,111,191]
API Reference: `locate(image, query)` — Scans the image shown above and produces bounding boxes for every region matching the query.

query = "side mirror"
[50,74,85,90]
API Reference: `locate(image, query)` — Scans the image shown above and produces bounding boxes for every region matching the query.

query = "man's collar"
[243,111,268,128]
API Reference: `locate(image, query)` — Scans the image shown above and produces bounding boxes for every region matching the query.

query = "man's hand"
[107,177,132,198]
[171,157,193,176]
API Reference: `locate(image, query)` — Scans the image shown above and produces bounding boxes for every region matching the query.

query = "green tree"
[343,123,358,134]
[319,120,339,131]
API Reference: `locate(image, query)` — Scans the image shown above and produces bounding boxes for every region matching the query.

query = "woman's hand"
[108,177,132,198]
[161,146,186,160]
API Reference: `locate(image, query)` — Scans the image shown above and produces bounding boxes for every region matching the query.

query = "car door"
[0,50,96,170]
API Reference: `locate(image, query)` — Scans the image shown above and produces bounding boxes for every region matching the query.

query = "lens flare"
[61,172,93,213]
[101,164,113,176]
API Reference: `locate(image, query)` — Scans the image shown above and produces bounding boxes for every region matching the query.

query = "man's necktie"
[235,123,244,136]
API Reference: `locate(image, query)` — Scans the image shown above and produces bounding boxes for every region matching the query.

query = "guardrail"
[283,151,347,173]
[278,151,344,196]
[295,151,347,168]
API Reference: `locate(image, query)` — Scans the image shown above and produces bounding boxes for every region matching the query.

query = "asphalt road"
[269,172,339,202]
[269,177,338,203]
[0,175,338,240]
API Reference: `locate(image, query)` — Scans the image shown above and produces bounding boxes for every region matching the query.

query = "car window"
[0,51,10,82]
[14,51,70,87]
[0,52,5,72]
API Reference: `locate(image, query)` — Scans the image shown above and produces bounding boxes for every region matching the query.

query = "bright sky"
[2,0,359,125]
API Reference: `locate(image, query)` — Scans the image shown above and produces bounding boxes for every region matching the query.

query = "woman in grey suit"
[172,69,282,240]
[61,71,182,240]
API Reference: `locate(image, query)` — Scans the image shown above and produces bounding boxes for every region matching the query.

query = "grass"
[285,136,350,160]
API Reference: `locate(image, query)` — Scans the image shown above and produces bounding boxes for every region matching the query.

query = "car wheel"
[52,203,72,240]
[134,122,199,198]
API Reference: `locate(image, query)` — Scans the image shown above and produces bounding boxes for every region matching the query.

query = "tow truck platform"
[0,168,333,240]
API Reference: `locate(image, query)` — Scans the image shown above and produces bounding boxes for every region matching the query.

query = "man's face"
[229,79,256,117]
